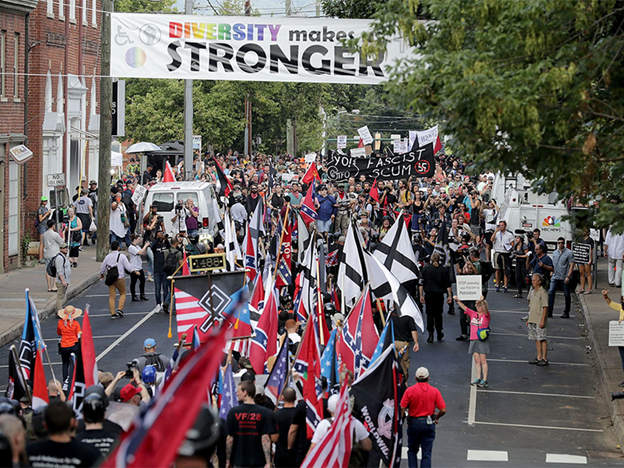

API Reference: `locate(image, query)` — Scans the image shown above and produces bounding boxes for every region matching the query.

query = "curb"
[578,292,624,454]
[0,271,102,349]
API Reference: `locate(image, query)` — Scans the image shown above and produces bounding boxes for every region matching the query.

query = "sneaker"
[585,290,592,295]
[456,335,468,341]
[471,379,482,386]
[513,294,523,298]
[579,289,585,294]
[560,314,570,319]
[477,380,489,388]
[537,359,549,366]
[503,287,508,293]
[618,380,624,388]
[79,246,83,251]
[437,332,444,342]
[116,310,124,317]
[521,315,529,321]
[147,276,154,282]
[110,314,118,319]
[528,358,540,365]
[495,286,500,292]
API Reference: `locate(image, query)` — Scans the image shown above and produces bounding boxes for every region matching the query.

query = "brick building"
[0,0,101,273]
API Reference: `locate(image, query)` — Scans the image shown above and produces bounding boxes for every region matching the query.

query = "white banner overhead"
[110,13,410,84]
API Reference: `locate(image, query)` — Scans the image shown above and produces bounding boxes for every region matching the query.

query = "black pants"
[515,261,527,294]
[60,343,79,383]
[130,269,146,297]
[425,291,445,334]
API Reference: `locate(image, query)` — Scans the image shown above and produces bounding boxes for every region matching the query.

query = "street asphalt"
[0,272,623,466]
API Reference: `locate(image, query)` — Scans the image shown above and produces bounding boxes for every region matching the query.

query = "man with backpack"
[134,338,170,373]
[51,243,71,312]
[151,231,172,313]
[42,220,65,293]
[162,237,184,314]
[99,241,133,319]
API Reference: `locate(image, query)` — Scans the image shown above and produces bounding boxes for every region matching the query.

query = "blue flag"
[265,338,289,405]
[369,319,395,368]
[219,363,237,420]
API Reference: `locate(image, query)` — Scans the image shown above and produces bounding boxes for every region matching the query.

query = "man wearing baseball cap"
[134,338,170,373]
[400,367,446,468]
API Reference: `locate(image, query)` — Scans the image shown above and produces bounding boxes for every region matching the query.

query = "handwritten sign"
[132,184,147,206]
[393,140,409,154]
[337,135,347,149]
[609,321,624,346]
[573,242,591,264]
[357,125,374,145]
[350,147,367,158]
[457,275,482,301]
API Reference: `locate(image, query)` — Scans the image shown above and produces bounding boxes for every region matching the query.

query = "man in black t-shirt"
[226,381,277,468]
[76,389,119,456]
[390,311,420,380]
[27,401,101,468]
[287,399,311,466]
[274,387,297,467]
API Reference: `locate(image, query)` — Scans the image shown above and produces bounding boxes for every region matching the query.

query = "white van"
[495,174,573,251]
[143,182,220,238]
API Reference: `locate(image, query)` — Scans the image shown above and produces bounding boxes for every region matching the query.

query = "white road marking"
[545,453,587,464]
[478,389,594,399]
[467,450,508,461]
[471,421,602,433]
[88,312,152,317]
[488,358,590,367]
[401,447,421,459]
[0,362,61,369]
[42,335,123,341]
[467,356,477,426]
[495,332,581,340]
[96,306,160,362]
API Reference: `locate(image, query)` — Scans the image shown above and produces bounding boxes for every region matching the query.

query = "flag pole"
[11,345,32,405]
[43,345,58,385]
[315,256,325,346]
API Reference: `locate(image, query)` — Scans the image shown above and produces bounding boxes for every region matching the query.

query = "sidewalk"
[0,244,102,348]
[578,257,624,453]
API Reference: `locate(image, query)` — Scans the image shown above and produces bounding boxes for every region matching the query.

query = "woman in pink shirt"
[453,296,491,388]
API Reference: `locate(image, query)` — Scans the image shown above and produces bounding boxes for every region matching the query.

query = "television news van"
[493,173,574,252]
[143,181,220,241]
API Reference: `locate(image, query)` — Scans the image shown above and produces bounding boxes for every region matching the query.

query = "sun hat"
[57,305,83,320]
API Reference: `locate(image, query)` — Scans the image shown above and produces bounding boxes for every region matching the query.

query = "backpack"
[163,249,179,276]
[104,253,121,286]
[480,261,494,282]
[143,353,166,372]
[46,254,64,277]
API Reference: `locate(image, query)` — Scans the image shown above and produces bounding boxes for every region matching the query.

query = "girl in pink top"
[453,296,491,388]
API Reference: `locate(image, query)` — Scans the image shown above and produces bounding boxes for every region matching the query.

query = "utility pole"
[285,0,291,16]
[97,0,112,262]
[183,0,194,181]
[243,0,252,158]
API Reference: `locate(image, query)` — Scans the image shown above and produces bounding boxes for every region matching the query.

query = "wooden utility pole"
[97,0,112,262]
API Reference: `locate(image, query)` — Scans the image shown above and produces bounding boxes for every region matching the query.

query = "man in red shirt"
[400,367,446,468]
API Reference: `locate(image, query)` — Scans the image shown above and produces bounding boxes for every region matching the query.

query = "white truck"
[493,173,574,252]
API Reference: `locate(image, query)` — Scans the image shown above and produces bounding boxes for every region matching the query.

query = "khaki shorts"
[527,322,547,341]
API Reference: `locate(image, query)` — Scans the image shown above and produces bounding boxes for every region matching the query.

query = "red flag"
[244,224,257,282]
[32,349,49,410]
[103,323,229,468]
[339,286,379,377]
[302,162,321,184]
[182,249,191,276]
[275,215,292,288]
[163,161,176,182]
[357,138,364,148]
[369,179,379,202]
[211,157,233,197]
[81,308,98,388]
[250,272,265,313]
[300,181,318,226]
[249,284,279,374]
[301,377,353,468]
[294,317,324,439]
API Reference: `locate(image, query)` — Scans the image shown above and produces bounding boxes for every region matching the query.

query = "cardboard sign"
[393,139,409,154]
[305,153,316,163]
[350,147,367,158]
[573,242,591,264]
[456,275,482,301]
[357,126,374,145]
[609,321,624,346]
[193,135,202,150]
[132,184,147,206]
[337,135,347,149]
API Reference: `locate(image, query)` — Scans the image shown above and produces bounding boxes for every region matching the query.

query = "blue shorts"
[317,219,332,233]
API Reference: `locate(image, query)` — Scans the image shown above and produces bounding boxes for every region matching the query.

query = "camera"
[124,362,136,378]
[156,215,164,223]
[526,231,534,240]
[175,202,184,213]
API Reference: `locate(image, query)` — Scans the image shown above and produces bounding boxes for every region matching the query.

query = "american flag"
[219,362,237,419]
[265,339,289,405]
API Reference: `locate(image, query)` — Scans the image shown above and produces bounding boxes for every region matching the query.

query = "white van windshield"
[152,192,200,213]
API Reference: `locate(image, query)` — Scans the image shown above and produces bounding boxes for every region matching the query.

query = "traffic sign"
[47,173,66,187]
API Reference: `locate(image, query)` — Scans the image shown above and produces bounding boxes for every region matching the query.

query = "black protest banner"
[326,140,434,183]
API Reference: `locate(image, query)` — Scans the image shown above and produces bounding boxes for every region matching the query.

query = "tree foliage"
[360,0,624,230]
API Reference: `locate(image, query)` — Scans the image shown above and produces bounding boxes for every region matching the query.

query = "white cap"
[327,394,339,414]
[415,367,429,380]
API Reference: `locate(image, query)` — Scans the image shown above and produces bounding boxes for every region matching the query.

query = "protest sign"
[358,126,374,145]
[572,243,591,265]
[609,321,624,346]
[327,138,435,182]
[110,14,412,85]
[132,185,147,206]
[456,275,482,301]
[305,153,316,163]
[337,135,347,149]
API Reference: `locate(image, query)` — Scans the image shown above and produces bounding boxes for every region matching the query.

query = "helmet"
[142,365,157,384]
[178,405,220,459]
[85,384,109,408]
[0,397,19,416]
[83,392,106,423]
[324,303,337,315]
[413,233,422,243]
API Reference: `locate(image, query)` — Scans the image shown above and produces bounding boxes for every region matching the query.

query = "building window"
[59,0,65,20]
[47,0,54,17]
[82,0,87,24]
[69,0,76,22]
[0,31,5,99]
[13,34,18,100]
[92,0,97,27]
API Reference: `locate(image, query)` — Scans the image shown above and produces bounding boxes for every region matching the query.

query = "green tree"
[361,0,624,230]
[114,0,175,13]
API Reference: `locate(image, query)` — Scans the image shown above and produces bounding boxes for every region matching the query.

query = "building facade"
[0,0,101,272]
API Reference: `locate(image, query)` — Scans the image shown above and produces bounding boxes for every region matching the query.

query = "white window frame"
[91,0,97,27]
[69,0,76,22]
[47,0,54,18]
[13,33,18,100]
[59,0,65,21]
[82,0,87,24]
[0,31,5,100]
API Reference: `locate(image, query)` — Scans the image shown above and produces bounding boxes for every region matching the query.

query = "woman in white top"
[128,234,149,302]
[110,193,129,247]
